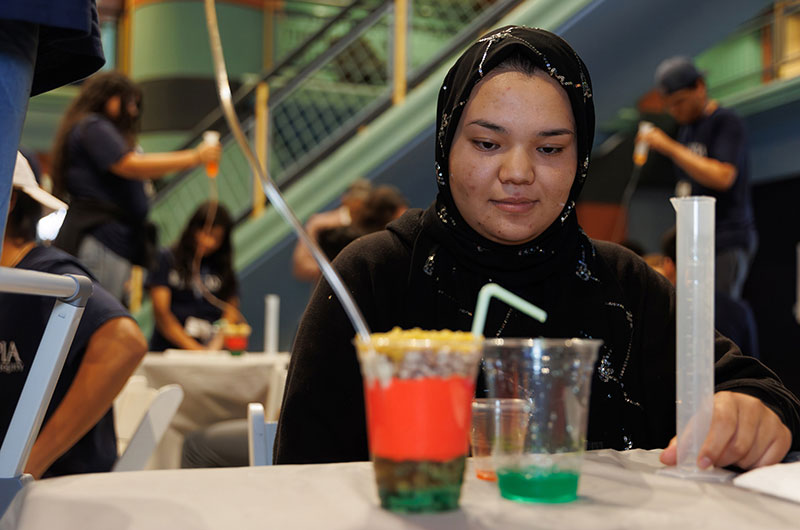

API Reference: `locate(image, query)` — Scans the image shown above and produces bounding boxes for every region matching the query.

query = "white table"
[3,450,800,529]
[133,351,289,468]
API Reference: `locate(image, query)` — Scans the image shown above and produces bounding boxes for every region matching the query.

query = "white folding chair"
[0,269,91,517]
[113,375,150,456]
[247,403,277,466]
[264,359,288,422]
[112,384,184,472]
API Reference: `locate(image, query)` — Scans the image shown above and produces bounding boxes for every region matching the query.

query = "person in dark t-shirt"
[146,202,242,351]
[0,154,147,478]
[51,71,221,303]
[638,57,757,300]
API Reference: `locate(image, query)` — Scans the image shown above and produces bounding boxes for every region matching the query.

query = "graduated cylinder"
[670,196,715,473]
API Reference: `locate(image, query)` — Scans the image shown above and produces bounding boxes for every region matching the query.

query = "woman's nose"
[498,147,534,185]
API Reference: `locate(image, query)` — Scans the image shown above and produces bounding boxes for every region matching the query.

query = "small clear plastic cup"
[354,328,482,513]
[470,398,530,481]
[483,338,601,503]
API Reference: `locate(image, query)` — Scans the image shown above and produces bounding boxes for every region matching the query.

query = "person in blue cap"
[638,56,757,300]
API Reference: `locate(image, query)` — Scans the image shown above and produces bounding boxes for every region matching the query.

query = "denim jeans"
[716,241,757,300]
[0,20,38,254]
[77,234,132,304]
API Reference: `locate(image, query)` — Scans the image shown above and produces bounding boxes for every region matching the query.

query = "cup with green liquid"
[482,338,601,503]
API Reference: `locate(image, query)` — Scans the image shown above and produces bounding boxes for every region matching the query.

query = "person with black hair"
[0,153,147,478]
[146,201,242,351]
[317,184,408,260]
[276,27,799,471]
[51,71,221,303]
[291,179,371,283]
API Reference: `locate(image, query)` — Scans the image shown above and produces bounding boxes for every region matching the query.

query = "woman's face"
[448,69,577,245]
[104,95,140,121]
[195,226,225,256]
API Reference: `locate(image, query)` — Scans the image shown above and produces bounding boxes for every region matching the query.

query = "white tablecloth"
[3,450,800,530]
[134,351,290,468]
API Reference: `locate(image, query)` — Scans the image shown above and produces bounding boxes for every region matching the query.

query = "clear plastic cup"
[482,338,601,503]
[470,398,530,481]
[354,329,482,513]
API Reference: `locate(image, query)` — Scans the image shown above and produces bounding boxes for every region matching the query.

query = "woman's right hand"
[195,142,222,165]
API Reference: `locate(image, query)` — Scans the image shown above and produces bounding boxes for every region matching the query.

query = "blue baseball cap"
[654,56,703,95]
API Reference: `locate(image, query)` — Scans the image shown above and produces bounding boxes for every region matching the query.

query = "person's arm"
[150,285,206,350]
[637,126,736,191]
[221,296,241,324]
[204,297,243,351]
[110,142,220,181]
[24,317,147,478]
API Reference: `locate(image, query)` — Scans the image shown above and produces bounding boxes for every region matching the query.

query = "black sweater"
[275,209,800,464]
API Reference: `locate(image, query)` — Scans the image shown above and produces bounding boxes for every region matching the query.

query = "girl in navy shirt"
[147,202,242,351]
[51,72,221,303]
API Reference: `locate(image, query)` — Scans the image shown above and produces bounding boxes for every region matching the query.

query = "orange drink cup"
[354,328,482,513]
[223,323,251,355]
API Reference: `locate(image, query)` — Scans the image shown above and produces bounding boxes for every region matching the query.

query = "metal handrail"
[181,0,382,149]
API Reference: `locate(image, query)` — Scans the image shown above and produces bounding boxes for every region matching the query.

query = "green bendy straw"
[471,283,548,336]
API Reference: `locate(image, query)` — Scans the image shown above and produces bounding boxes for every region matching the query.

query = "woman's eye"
[538,146,563,155]
[472,140,498,151]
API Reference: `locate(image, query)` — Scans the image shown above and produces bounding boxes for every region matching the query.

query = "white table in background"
[3,450,800,530]
[134,350,290,469]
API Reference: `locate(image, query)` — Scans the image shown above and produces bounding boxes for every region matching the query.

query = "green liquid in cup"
[496,467,579,503]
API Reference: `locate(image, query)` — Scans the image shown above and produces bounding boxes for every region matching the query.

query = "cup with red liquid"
[222,322,251,356]
[354,328,482,513]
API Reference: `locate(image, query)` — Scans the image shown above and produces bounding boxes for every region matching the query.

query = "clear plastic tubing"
[671,196,716,473]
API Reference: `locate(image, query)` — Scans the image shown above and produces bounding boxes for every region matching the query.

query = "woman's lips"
[491,198,536,213]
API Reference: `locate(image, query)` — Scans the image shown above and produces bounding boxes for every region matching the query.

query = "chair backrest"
[113,375,153,456]
[112,384,184,472]
[247,403,277,466]
[264,359,289,422]
[0,269,90,517]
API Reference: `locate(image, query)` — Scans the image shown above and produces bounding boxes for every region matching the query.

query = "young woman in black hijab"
[275,27,799,469]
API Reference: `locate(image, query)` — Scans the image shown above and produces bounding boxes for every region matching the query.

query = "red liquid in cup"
[365,376,474,461]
